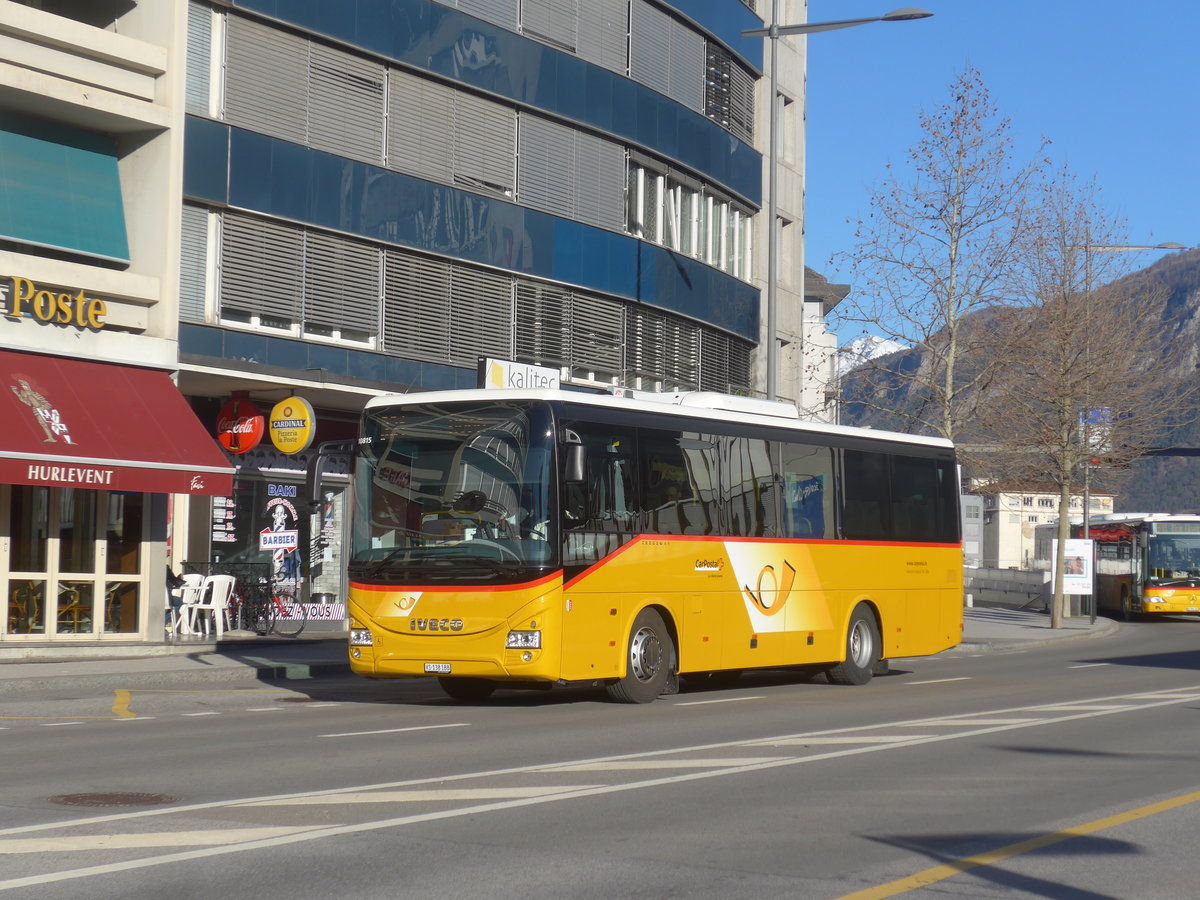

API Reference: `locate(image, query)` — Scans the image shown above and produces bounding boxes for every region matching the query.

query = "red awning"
[0,350,233,496]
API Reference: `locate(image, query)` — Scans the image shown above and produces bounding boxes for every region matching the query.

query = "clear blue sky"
[804,0,1199,335]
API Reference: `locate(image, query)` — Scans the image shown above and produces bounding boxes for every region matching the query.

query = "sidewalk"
[0,607,1118,694]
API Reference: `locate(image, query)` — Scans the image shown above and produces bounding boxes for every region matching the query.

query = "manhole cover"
[49,792,179,808]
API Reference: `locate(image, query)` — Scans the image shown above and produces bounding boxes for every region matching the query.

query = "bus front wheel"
[825,606,880,686]
[607,608,673,703]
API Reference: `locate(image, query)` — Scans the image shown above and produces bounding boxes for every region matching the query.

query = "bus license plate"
[424,663,451,674]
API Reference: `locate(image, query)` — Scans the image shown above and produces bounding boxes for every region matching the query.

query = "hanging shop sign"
[216,392,265,454]
[268,395,316,454]
[0,276,107,330]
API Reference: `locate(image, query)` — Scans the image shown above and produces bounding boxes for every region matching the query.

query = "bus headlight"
[506,630,541,649]
[350,628,374,646]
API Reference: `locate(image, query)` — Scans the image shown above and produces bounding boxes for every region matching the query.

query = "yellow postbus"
[347,389,962,702]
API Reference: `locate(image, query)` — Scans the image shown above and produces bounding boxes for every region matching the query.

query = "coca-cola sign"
[216,393,264,455]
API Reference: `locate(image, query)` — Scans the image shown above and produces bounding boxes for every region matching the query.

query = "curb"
[0,661,353,695]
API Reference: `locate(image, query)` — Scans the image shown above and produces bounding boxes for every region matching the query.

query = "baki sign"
[0,276,107,330]
[481,357,560,390]
[216,392,265,455]
[268,396,315,454]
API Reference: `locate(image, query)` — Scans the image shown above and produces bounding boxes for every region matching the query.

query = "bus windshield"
[1147,530,1200,580]
[350,400,556,582]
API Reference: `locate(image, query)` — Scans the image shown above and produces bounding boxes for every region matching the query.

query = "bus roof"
[1088,513,1200,525]
[363,388,955,451]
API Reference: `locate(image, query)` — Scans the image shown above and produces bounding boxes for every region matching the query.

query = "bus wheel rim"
[848,620,871,668]
[630,626,662,682]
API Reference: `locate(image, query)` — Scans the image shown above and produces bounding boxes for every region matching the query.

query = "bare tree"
[973,167,1196,627]
[834,67,1047,442]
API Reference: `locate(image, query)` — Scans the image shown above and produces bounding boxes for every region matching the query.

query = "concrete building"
[976,484,1114,570]
[1,0,838,645]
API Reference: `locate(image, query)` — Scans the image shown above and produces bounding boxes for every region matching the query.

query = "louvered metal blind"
[303,231,381,336]
[629,1,671,94]
[308,43,385,165]
[514,281,570,367]
[220,213,303,323]
[179,204,208,322]
[185,2,211,115]
[456,0,519,31]
[448,265,513,366]
[523,0,577,51]
[224,15,308,144]
[571,291,624,380]
[669,20,705,112]
[663,316,700,389]
[517,114,573,215]
[453,91,516,196]
[577,0,628,74]
[382,249,451,362]
[387,68,455,184]
[573,132,625,231]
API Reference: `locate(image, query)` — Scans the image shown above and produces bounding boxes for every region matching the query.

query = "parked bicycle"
[229,581,308,638]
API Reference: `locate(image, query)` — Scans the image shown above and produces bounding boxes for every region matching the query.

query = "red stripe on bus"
[562,535,961,590]
[349,570,562,594]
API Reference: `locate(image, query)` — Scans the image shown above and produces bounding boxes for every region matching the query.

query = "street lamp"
[745,7,933,403]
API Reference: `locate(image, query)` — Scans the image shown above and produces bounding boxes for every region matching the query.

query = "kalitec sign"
[480,357,560,390]
[0,276,107,330]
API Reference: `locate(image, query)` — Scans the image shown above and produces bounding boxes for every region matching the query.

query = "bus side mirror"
[564,443,586,484]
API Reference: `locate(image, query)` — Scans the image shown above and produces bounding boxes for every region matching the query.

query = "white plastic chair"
[171,574,205,636]
[190,575,236,638]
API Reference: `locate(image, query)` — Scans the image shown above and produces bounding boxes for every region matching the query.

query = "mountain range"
[837,248,1200,513]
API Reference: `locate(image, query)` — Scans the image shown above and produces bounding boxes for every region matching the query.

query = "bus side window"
[781,442,833,539]
[723,436,777,537]
[890,455,939,542]
[561,422,638,533]
[842,449,891,540]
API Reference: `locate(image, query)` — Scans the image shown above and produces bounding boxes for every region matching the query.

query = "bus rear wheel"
[825,606,880,686]
[438,677,497,702]
[607,608,673,703]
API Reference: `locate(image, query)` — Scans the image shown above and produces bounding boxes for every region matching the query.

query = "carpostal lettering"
[27,464,113,485]
[4,277,106,329]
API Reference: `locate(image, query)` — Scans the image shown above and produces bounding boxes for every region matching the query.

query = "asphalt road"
[2,617,1199,899]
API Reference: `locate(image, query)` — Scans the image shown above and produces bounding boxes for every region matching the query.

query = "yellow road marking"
[0,687,276,721]
[111,690,135,719]
[835,788,1200,900]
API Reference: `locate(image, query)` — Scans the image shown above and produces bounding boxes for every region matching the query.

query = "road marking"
[674,695,765,706]
[906,677,971,685]
[765,736,934,745]
[250,786,601,805]
[1069,663,1110,669]
[1037,704,1132,711]
[0,827,320,854]
[909,718,1038,727]
[181,712,220,717]
[319,723,469,738]
[832,787,1200,900]
[111,690,135,719]
[545,758,786,771]
[38,722,84,727]
[4,685,1200,890]
[244,707,283,712]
